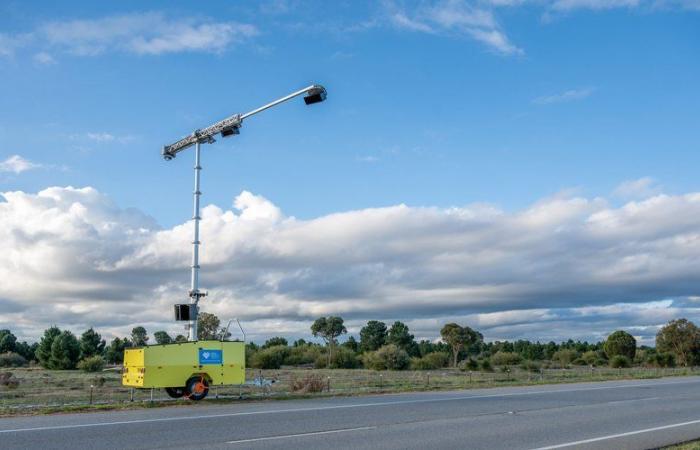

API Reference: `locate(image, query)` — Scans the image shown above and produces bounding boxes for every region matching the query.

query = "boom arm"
[162,84,326,160]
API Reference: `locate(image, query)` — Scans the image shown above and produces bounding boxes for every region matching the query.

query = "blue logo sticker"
[199,349,223,365]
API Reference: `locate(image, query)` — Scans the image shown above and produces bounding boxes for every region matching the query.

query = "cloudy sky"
[1,0,699,345]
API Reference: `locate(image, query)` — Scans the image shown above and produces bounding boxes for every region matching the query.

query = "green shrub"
[479,359,493,372]
[581,350,599,365]
[490,351,521,367]
[459,358,479,371]
[572,358,587,366]
[0,352,27,368]
[77,356,105,372]
[362,344,410,370]
[329,346,361,369]
[250,345,290,369]
[520,360,541,372]
[609,355,631,368]
[647,352,675,368]
[285,345,322,366]
[411,352,449,370]
[551,349,578,366]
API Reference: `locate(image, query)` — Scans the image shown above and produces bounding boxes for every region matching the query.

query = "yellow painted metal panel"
[121,340,246,389]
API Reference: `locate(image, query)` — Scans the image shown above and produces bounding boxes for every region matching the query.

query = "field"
[1,365,697,416]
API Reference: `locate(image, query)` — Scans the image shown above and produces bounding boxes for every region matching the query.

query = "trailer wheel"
[184,376,209,401]
[165,387,185,398]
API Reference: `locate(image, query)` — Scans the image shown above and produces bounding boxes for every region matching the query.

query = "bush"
[362,344,410,371]
[479,359,493,372]
[551,349,578,367]
[250,345,290,369]
[329,346,361,369]
[77,356,105,372]
[290,373,326,393]
[609,355,631,368]
[459,358,479,371]
[648,352,675,368]
[581,350,599,365]
[411,352,449,370]
[520,360,541,372]
[285,345,322,366]
[0,352,27,368]
[490,351,521,367]
[0,371,19,389]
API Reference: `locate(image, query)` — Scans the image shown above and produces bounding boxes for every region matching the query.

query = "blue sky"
[1,0,699,343]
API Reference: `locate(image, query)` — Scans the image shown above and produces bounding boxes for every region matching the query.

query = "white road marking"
[226,426,375,444]
[0,378,697,434]
[604,396,659,405]
[530,418,700,449]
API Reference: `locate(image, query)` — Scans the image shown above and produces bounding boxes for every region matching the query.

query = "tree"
[197,312,230,340]
[14,341,37,362]
[36,326,62,368]
[656,319,700,367]
[131,326,149,347]
[360,320,387,352]
[0,329,17,353]
[263,337,288,349]
[104,337,131,364]
[440,323,482,367]
[49,330,80,369]
[154,331,173,345]
[387,321,415,352]
[79,328,105,359]
[342,336,360,353]
[311,316,347,367]
[603,330,636,360]
[174,334,188,343]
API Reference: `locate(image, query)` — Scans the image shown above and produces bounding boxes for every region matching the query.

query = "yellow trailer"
[122,340,245,400]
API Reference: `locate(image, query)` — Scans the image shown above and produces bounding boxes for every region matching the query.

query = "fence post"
[150,388,154,403]
[130,388,134,402]
[379,373,383,390]
[89,385,94,405]
[327,376,331,393]
[426,373,430,388]
[469,371,472,384]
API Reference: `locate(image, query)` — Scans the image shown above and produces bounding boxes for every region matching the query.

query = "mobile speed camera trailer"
[122,85,327,400]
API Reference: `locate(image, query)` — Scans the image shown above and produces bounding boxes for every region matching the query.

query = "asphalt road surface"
[2,376,700,450]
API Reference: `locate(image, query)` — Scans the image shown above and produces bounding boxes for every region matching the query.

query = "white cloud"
[1,13,258,60]
[41,13,258,56]
[33,52,56,65]
[533,87,595,105]
[0,155,41,174]
[613,177,663,199]
[550,0,640,11]
[387,0,523,55]
[2,185,700,344]
[86,132,115,142]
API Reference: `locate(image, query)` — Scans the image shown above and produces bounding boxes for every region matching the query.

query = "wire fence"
[0,366,696,413]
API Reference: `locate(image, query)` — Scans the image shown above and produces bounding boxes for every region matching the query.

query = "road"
[2,376,700,449]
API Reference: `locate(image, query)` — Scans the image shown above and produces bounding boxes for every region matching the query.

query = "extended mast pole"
[189,141,204,341]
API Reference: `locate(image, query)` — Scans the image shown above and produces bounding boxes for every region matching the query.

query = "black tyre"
[165,387,185,398]
[184,376,209,401]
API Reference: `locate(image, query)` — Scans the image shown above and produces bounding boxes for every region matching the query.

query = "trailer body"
[122,340,245,389]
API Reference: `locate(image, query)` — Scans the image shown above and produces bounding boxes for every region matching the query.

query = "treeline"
[1,315,699,372]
